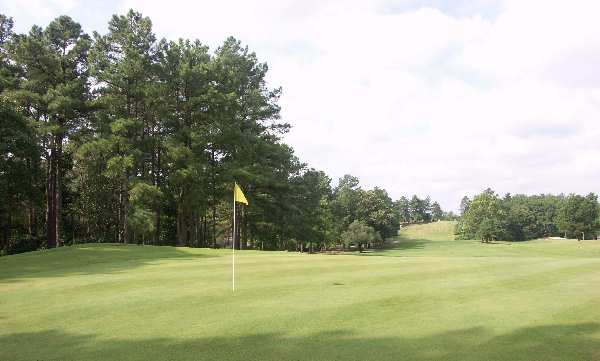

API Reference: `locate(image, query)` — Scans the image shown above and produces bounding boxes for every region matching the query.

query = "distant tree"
[409,195,425,222]
[503,201,534,241]
[356,187,399,240]
[556,193,599,240]
[456,188,505,241]
[394,196,411,223]
[533,194,563,237]
[456,190,578,242]
[459,196,470,216]
[288,169,333,252]
[501,194,563,240]
[477,218,503,243]
[423,196,432,221]
[430,201,443,221]
[330,176,399,244]
[340,220,380,252]
[330,174,361,236]
[443,211,459,220]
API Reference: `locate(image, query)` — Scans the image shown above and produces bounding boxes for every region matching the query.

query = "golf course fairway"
[2,221,600,360]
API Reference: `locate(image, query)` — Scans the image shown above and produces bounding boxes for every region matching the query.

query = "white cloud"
[5,0,600,211]
[116,0,600,210]
[1,0,78,28]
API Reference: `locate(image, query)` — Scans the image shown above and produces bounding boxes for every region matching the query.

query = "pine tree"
[9,16,90,247]
[88,10,157,243]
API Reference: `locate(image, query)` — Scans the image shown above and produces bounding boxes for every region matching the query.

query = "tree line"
[0,11,450,255]
[456,189,600,242]
[395,195,457,224]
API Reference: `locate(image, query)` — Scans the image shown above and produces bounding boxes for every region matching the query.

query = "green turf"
[374,221,600,258]
[2,222,600,360]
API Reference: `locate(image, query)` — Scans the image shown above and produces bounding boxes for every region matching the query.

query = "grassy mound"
[2,229,600,360]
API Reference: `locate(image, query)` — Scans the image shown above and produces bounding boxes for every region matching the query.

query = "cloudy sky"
[3,0,600,211]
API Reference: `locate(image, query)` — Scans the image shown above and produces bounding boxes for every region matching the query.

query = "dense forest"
[0,11,453,256]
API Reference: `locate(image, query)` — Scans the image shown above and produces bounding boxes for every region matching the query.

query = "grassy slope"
[377,221,600,258]
[1,222,600,360]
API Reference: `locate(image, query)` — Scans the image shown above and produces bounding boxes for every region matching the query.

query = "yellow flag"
[234,183,248,205]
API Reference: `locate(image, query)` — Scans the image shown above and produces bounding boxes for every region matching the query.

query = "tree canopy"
[2,10,447,255]
[456,189,600,242]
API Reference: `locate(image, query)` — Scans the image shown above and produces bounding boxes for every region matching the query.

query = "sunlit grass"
[2,223,600,360]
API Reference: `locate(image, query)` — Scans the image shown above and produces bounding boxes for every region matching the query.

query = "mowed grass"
[2,222,600,360]
[378,221,600,258]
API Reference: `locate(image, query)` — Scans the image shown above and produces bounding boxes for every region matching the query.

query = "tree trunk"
[1,201,8,251]
[176,205,182,245]
[154,142,161,245]
[155,208,161,245]
[28,203,35,238]
[195,213,200,247]
[123,188,129,244]
[46,142,58,248]
[212,202,217,248]
[185,211,191,247]
[56,136,63,246]
[118,176,129,244]
[210,147,218,248]
[203,213,208,247]
[117,183,123,243]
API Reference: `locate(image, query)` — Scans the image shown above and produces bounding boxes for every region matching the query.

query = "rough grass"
[2,222,600,360]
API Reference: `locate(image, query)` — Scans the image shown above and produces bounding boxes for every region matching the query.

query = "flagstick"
[232,187,236,292]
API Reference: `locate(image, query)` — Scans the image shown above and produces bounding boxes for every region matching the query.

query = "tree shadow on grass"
[1,323,598,361]
[362,234,520,256]
[0,244,220,282]
[386,238,428,250]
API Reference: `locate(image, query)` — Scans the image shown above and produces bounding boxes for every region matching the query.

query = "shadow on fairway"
[386,238,428,250]
[0,244,219,282]
[1,323,598,361]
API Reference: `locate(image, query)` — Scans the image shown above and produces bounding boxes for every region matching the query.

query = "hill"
[379,221,600,258]
[2,229,600,360]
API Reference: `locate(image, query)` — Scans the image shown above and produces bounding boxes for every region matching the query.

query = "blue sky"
[3,0,600,211]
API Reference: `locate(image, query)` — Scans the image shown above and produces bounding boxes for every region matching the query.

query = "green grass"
[2,222,600,360]
[376,221,600,258]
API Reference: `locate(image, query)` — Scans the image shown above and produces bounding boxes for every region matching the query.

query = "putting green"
[2,221,600,360]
